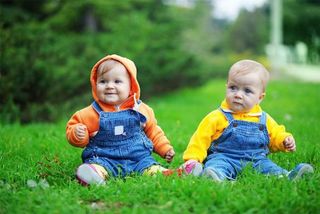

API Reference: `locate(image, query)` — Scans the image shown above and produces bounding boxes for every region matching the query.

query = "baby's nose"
[106,82,115,88]
[234,91,243,98]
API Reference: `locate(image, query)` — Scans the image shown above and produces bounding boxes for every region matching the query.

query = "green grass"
[1,80,319,213]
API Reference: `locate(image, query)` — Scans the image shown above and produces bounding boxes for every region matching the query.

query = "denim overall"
[81,101,158,177]
[204,110,288,180]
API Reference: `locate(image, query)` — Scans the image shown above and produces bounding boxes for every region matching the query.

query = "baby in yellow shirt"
[181,59,313,181]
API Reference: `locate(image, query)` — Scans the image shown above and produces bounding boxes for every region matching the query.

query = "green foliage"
[283,0,320,63]
[0,80,319,213]
[0,0,204,123]
[1,0,318,125]
[227,7,269,55]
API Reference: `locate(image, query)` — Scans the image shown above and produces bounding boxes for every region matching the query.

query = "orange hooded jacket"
[66,54,172,157]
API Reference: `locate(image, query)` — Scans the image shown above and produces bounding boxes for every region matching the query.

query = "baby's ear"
[258,92,266,103]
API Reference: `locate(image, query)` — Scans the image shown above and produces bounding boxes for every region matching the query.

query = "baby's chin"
[100,98,122,106]
[230,106,250,113]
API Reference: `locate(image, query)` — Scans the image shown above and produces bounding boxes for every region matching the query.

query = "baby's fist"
[75,124,87,141]
[164,149,175,163]
[283,136,296,152]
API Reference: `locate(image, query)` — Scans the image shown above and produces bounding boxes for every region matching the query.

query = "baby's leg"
[253,158,288,176]
[204,154,240,181]
[76,163,108,186]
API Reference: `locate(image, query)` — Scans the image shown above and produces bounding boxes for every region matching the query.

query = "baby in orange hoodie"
[66,54,175,185]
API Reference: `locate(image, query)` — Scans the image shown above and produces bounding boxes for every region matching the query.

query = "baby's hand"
[74,124,87,141]
[283,136,296,152]
[164,149,175,163]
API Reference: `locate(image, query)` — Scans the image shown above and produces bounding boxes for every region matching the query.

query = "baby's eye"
[99,79,106,84]
[244,88,253,94]
[229,86,237,91]
[115,80,122,84]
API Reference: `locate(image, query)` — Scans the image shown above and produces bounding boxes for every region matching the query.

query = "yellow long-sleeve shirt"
[183,100,292,163]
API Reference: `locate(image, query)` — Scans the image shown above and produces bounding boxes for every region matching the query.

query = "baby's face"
[96,64,131,106]
[226,72,265,113]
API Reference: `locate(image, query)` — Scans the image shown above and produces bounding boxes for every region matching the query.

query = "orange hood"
[90,54,140,110]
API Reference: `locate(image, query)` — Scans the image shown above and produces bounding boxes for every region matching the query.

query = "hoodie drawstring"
[133,93,140,111]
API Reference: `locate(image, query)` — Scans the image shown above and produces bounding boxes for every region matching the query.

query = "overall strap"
[219,108,234,123]
[133,99,147,125]
[92,101,103,113]
[259,111,267,124]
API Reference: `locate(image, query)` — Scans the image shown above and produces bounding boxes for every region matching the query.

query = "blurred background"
[0,0,319,124]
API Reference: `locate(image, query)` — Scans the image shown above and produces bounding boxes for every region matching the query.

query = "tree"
[226,6,269,55]
[0,0,201,123]
[283,0,320,63]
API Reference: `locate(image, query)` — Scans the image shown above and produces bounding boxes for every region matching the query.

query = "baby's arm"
[66,106,99,147]
[283,136,296,152]
[140,104,173,158]
[66,112,90,147]
[266,114,293,152]
[183,111,221,163]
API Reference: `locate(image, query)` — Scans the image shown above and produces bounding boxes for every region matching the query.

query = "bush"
[0,1,206,123]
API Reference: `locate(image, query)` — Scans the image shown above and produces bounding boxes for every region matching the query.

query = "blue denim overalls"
[81,101,158,177]
[204,109,288,180]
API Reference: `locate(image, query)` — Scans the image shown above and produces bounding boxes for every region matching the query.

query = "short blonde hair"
[97,59,125,77]
[228,59,270,92]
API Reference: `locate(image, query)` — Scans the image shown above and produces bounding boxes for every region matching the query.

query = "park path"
[281,64,320,83]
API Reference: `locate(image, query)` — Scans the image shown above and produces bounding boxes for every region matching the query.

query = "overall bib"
[82,101,158,177]
[204,110,288,180]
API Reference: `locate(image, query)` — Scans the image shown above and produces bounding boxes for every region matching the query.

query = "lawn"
[1,80,319,213]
